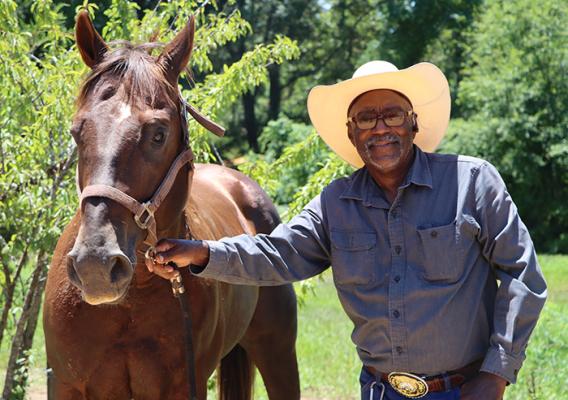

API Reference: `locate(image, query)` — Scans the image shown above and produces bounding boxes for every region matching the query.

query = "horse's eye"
[151,129,167,144]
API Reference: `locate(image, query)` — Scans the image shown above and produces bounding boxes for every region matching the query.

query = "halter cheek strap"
[79,148,194,247]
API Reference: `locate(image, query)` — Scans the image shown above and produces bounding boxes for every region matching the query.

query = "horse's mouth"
[81,285,130,306]
[66,246,136,305]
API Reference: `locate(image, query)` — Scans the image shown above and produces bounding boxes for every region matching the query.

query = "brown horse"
[43,12,299,400]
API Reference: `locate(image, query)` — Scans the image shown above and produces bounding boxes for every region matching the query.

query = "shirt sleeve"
[474,162,547,383]
[190,193,331,285]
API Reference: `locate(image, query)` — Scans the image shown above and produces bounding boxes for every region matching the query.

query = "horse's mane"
[77,41,177,109]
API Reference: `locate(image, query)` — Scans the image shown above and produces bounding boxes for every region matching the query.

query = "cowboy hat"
[307,61,451,168]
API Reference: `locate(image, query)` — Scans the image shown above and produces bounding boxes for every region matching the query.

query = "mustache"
[364,134,400,149]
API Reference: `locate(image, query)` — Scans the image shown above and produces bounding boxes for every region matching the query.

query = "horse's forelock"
[77,41,177,110]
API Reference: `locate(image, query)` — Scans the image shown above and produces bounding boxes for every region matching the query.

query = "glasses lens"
[356,113,377,130]
[384,112,405,127]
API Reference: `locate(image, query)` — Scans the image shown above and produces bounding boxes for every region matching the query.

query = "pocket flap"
[331,231,376,251]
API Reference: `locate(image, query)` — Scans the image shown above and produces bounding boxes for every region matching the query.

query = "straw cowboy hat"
[307,61,451,168]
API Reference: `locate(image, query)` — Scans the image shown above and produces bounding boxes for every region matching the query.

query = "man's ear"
[158,16,195,84]
[75,11,108,69]
[411,112,419,132]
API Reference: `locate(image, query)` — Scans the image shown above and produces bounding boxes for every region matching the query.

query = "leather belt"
[365,359,482,396]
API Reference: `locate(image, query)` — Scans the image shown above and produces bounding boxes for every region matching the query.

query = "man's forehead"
[348,89,412,114]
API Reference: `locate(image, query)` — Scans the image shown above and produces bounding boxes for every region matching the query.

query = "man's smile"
[365,135,401,155]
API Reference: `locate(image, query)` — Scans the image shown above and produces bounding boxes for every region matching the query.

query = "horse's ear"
[75,11,108,69]
[158,16,195,83]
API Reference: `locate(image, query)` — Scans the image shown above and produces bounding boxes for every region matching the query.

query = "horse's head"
[67,12,195,305]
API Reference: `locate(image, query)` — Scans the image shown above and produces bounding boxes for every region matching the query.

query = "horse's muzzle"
[67,249,133,305]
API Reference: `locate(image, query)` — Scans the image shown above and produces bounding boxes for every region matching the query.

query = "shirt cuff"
[188,240,228,277]
[480,347,524,384]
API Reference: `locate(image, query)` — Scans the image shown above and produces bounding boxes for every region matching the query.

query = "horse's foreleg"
[240,284,300,400]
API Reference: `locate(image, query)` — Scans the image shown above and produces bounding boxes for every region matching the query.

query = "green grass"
[2,255,567,399]
[504,254,568,400]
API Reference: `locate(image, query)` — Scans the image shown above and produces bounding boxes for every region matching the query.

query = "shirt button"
[394,245,402,255]
[391,210,398,218]
[430,230,438,238]
[394,275,401,283]
[396,346,403,354]
[393,310,400,318]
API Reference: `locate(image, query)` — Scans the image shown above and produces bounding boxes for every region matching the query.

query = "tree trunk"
[0,246,29,349]
[268,64,281,121]
[0,284,14,349]
[2,251,48,400]
[242,91,259,152]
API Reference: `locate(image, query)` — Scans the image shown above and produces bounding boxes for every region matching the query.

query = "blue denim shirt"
[196,147,547,383]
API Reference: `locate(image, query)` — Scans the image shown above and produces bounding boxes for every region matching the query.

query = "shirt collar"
[401,145,433,190]
[339,145,433,208]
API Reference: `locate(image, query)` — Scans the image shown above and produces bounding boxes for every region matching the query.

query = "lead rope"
[171,268,198,400]
[145,247,198,400]
[174,220,198,400]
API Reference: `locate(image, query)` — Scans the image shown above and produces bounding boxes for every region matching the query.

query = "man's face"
[347,89,416,174]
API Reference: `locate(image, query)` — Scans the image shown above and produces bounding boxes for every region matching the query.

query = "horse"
[43,12,300,400]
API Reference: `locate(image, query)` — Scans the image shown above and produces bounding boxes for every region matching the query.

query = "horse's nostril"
[67,254,82,287]
[109,255,132,284]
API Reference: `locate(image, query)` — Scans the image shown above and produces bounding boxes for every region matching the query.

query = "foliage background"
[0,0,566,398]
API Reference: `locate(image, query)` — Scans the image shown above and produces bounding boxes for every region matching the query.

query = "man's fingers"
[146,260,177,280]
[155,248,175,264]
[153,265,177,280]
[155,238,176,252]
[155,243,187,264]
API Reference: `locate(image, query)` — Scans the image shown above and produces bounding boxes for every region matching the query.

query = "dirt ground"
[27,387,47,400]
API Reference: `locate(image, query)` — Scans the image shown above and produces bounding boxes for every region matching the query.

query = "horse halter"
[78,97,195,248]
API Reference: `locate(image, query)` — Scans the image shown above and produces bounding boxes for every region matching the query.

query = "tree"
[440,0,568,252]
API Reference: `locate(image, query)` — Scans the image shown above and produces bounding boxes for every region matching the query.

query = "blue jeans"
[360,367,461,400]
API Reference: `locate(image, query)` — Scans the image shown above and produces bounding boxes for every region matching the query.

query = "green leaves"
[441,0,568,252]
[185,34,299,161]
[0,1,301,394]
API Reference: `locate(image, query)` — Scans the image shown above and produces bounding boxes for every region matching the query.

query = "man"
[146,61,547,399]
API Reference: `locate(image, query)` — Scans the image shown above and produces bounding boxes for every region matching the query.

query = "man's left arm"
[473,162,547,386]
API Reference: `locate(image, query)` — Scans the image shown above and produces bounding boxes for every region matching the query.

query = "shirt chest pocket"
[417,221,465,283]
[330,231,377,286]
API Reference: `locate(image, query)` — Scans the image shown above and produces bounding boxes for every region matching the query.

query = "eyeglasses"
[347,110,414,130]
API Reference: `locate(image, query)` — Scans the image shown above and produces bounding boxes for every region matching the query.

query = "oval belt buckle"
[387,372,428,398]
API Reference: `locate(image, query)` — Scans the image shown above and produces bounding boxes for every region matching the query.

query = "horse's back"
[187,163,281,239]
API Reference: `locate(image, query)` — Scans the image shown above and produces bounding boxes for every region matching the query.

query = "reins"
[78,96,221,400]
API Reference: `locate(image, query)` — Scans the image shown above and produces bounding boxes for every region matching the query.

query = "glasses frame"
[347,109,414,130]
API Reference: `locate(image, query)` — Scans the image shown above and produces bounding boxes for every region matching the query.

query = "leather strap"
[185,102,225,137]
[80,148,194,246]
[366,358,482,392]
[378,372,465,392]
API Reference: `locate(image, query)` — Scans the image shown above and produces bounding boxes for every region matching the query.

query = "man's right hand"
[145,239,210,280]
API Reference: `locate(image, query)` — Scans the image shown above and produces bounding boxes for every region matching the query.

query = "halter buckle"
[134,202,154,229]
